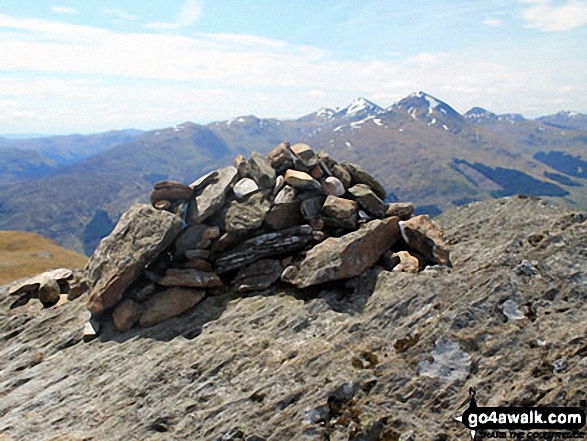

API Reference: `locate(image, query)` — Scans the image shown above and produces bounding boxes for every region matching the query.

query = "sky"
[0,0,586,134]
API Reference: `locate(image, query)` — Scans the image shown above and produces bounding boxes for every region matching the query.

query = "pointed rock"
[248,152,276,189]
[282,217,401,288]
[86,204,183,316]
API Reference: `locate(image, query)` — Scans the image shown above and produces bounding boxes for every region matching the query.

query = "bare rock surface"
[86,204,183,316]
[1,197,586,440]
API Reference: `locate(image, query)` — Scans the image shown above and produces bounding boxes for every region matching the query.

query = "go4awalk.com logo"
[455,388,586,439]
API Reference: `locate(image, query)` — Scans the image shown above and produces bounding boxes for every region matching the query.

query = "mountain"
[0,231,86,285]
[0,93,586,254]
[0,196,584,439]
[536,110,587,131]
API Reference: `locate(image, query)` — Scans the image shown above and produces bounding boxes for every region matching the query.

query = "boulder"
[139,288,205,327]
[320,195,358,230]
[323,177,345,196]
[233,178,259,200]
[187,166,238,224]
[403,215,445,246]
[291,143,319,169]
[86,204,183,316]
[267,142,293,172]
[340,162,386,200]
[282,217,401,288]
[9,268,73,309]
[233,259,283,292]
[386,202,415,220]
[248,152,276,189]
[158,269,223,288]
[112,299,143,332]
[213,225,313,274]
[225,192,271,234]
[399,221,451,267]
[300,195,325,220]
[38,279,61,307]
[330,164,352,189]
[284,170,322,192]
[348,184,386,218]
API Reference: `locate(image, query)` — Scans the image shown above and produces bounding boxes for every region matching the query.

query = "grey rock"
[187,166,238,224]
[225,192,271,234]
[267,142,293,172]
[284,169,321,192]
[274,185,296,205]
[213,225,313,274]
[283,217,401,288]
[386,202,415,220]
[349,184,386,218]
[158,269,222,288]
[139,287,205,327]
[86,204,183,316]
[418,337,471,381]
[233,178,259,200]
[9,268,73,309]
[248,152,276,189]
[320,195,358,230]
[174,224,209,260]
[323,176,345,196]
[300,196,325,220]
[340,161,386,200]
[233,259,283,292]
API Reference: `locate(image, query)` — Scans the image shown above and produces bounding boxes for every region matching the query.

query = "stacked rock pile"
[74,142,451,332]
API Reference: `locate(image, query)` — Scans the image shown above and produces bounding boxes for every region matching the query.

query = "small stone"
[248,152,276,188]
[234,154,248,177]
[139,288,205,327]
[323,177,345,196]
[392,251,421,273]
[83,321,99,342]
[267,142,293,172]
[199,226,221,249]
[233,178,259,200]
[273,175,285,196]
[309,165,323,179]
[291,143,319,169]
[157,268,223,288]
[320,195,358,230]
[112,299,143,332]
[233,259,283,292]
[38,280,61,308]
[349,184,386,218]
[300,196,325,220]
[309,218,325,231]
[284,170,322,191]
[386,202,415,220]
[340,162,386,200]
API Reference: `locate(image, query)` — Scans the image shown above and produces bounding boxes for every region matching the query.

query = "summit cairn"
[84,142,452,331]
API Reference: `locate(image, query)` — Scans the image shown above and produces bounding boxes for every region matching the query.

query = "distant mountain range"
[0,92,585,254]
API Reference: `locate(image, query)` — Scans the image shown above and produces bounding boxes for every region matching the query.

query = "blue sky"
[0,0,586,134]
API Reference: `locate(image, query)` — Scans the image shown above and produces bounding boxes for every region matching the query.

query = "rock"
[139,288,205,327]
[157,269,223,288]
[178,258,213,272]
[234,155,248,177]
[150,181,193,208]
[82,321,99,342]
[399,221,451,267]
[174,225,209,260]
[392,251,421,273]
[233,178,259,200]
[86,204,183,316]
[38,279,61,307]
[185,249,211,260]
[199,226,221,249]
[213,225,313,274]
[129,282,157,302]
[233,259,283,292]
[274,185,296,204]
[403,215,445,246]
[284,170,322,192]
[340,162,386,200]
[300,196,325,220]
[320,195,359,230]
[323,176,345,196]
[273,175,285,196]
[386,202,415,220]
[330,164,352,189]
[68,275,90,301]
[290,143,319,169]
[265,201,302,230]
[189,170,219,194]
[348,184,386,218]
[225,192,271,234]
[9,268,74,308]
[187,166,238,224]
[377,250,400,271]
[248,152,276,189]
[283,217,401,288]
[309,165,323,180]
[112,299,143,332]
[267,142,293,172]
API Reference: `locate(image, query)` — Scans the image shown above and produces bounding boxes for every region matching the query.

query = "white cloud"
[521,0,587,31]
[483,17,504,27]
[145,0,202,30]
[104,8,138,22]
[51,6,76,15]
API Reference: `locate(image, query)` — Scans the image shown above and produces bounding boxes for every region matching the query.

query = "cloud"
[51,6,76,15]
[483,17,504,27]
[145,0,202,30]
[521,0,587,31]
[104,8,137,22]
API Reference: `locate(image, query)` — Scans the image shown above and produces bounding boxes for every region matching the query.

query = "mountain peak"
[338,97,382,118]
[464,107,497,122]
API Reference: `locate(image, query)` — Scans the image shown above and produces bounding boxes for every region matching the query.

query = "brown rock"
[282,217,401,288]
[112,299,143,332]
[330,164,352,189]
[158,268,223,288]
[179,258,213,272]
[284,170,321,192]
[185,249,211,260]
[139,288,205,327]
[300,196,325,220]
[386,202,415,220]
[130,282,157,302]
[86,204,183,316]
[234,155,248,177]
[403,215,445,246]
[320,195,359,230]
[309,165,323,179]
[150,182,193,207]
[290,143,319,169]
[348,184,386,218]
[265,202,302,230]
[392,251,421,273]
[400,221,451,267]
[340,162,386,200]
[248,152,276,189]
[377,250,400,271]
[267,142,293,172]
[233,259,283,292]
[38,279,61,307]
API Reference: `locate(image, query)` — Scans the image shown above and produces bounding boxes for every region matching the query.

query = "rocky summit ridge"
[0,145,586,439]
